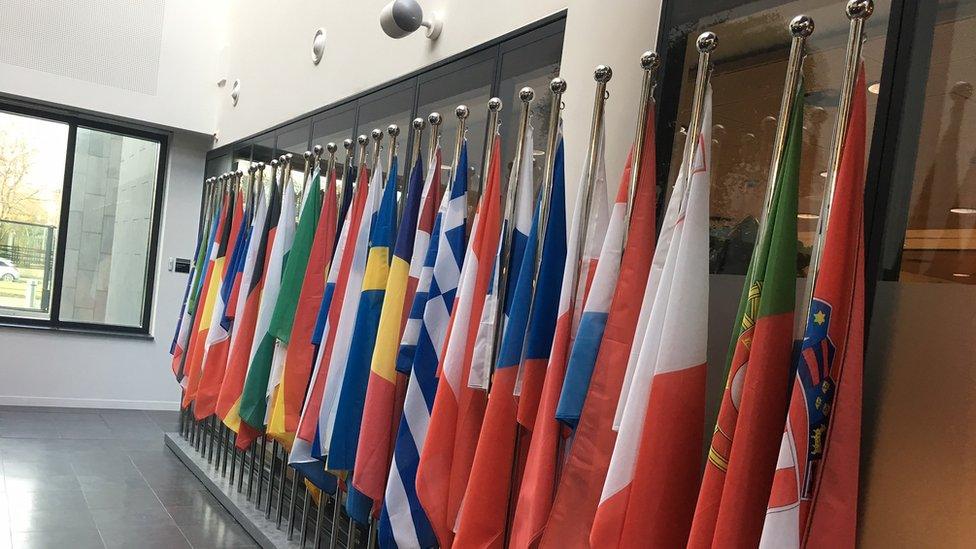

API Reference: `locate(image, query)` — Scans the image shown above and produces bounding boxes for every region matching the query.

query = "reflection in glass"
[311,107,357,194]
[665,0,890,275]
[60,128,160,326]
[357,85,417,199]
[0,110,68,319]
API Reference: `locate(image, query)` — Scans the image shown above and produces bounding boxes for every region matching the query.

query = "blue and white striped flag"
[379,143,469,549]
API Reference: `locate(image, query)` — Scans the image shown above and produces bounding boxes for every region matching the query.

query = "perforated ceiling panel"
[0,0,165,95]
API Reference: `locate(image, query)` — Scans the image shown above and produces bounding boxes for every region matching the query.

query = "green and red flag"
[688,83,803,547]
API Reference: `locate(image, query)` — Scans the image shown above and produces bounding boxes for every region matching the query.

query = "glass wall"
[658,0,976,545]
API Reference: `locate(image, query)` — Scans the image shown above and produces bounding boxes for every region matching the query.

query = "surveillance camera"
[380,0,442,40]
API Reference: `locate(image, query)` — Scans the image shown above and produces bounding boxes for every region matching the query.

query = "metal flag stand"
[796,0,873,337]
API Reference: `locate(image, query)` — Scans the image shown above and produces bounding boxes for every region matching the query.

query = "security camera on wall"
[380,0,442,40]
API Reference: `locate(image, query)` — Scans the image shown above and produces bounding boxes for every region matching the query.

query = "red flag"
[415,140,501,548]
[541,108,657,548]
[760,66,866,549]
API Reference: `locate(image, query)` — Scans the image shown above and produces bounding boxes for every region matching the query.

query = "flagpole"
[797,0,872,338]
[388,124,401,174]
[449,105,470,194]
[427,112,442,167]
[568,65,613,310]
[623,51,661,246]
[537,78,568,261]
[339,138,354,224]
[480,97,503,200]
[328,489,342,549]
[302,150,313,196]
[679,32,718,208]
[370,128,384,174]
[298,484,311,545]
[275,446,287,526]
[487,88,533,371]
[400,117,426,224]
[752,16,814,276]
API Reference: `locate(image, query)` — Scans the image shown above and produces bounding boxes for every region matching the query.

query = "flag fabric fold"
[380,144,467,549]
[592,88,713,548]
[238,174,297,432]
[415,139,503,548]
[354,152,431,503]
[760,68,865,549]
[688,85,800,549]
[541,104,657,547]
[455,131,568,548]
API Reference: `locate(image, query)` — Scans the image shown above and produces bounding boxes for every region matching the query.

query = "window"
[0,104,166,332]
[206,16,567,220]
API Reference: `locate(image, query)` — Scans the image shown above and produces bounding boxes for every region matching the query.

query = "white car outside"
[0,258,21,282]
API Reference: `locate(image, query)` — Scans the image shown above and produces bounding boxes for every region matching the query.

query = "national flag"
[760,68,865,549]
[316,162,385,462]
[541,101,658,547]
[415,137,504,548]
[194,185,248,418]
[266,169,339,446]
[289,164,370,493]
[327,157,399,524]
[172,201,220,382]
[354,150,434,503]
[455,129,569,547]
[514,119,633,548]
[379,144,467,549]
[687,84,800,548]
[182,190,233,406]
[592,87,713,548]
[237,173,297,434]
[218,177,277,446]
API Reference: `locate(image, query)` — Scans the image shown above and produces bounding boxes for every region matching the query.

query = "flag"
[267,169,339,445]
[541,102,658,547]
[218,178,277,446]
[325,157,399,524]
[456,129,569,547]
[289,164,370,493]
[592,87,713,548]
[354,150,433,502]
[238,173,297,433]
[182,191,233,406]
[194,186,248,418]
[316,162,385,462]
[380,144,467,549]
[760,68,865,549]
[513,123,635,548]
[415,137,503,547]
[687,84,800,548]
[172,202,220,382]
[261,169,325,446]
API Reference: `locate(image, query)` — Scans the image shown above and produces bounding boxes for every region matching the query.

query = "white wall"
[0,0,227,134]
[215,0,663,201]
[0,131,208,410]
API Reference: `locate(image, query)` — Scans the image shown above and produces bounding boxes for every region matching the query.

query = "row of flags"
[170,64,866,548]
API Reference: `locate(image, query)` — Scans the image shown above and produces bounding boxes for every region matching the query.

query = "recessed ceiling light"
[950,207,976,215]
[952,273,971,278]
[868,81,881,94]
[797,212,820,220]
[819,171,828,178]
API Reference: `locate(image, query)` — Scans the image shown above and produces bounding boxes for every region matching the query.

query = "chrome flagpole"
[339,138,355,224]
[316,488,330,549]
[298,485,312,545]
[400,117,425,223]
[797,0,872,337]
[568,65,612,312]
[623,51,661,244]
[449,105,470,194]
[536,78,568,262]
[427,112,442,167]
[247,440,257,500]
[487,89,532,371]
[370,129,384,174]
[388,124,401,174]
[275,448,287,527]
[287,470,304,539]
[328,488,342,549]
[678,32,718,206]
[479,97,503,201]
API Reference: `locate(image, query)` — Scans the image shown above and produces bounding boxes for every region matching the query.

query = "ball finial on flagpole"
[791,15,815,37]
[697,31,718,53]
[327,142,338,154]
[455,105,469,119]
[428,112,442,126]
[594,65,612,83]
[550,77,567,94]
[846,0,874,19]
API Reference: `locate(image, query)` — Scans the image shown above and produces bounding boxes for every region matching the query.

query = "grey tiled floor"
[0,406,258,549]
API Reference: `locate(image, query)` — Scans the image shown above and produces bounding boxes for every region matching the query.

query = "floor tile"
[82,485,163,511]
[10,527,103,549]
[7,505,96,533]
[98,523,189,549]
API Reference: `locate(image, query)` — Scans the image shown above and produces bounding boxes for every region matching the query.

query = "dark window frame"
[0,99,170,337]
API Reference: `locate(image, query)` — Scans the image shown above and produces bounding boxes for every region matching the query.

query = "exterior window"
[0,106,166,332]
